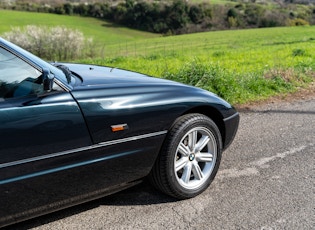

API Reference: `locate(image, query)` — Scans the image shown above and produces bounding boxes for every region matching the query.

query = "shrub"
[287,18,310,26]
[162,60,312,104]
[3,25,93,61]
[292,48,306,57]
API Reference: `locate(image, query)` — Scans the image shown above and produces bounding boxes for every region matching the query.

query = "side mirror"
[42,69,54,91]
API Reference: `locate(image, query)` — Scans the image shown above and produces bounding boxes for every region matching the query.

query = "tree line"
[1,0,315,34]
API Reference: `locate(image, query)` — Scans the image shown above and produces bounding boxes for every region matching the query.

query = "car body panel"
[0,133,164,227]
[67,63,237,146]
[0,37,239,227]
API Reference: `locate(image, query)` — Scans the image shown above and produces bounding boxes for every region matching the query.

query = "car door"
[0,45,92,225]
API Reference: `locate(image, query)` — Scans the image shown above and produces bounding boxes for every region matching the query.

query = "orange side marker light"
[111,124,128,132]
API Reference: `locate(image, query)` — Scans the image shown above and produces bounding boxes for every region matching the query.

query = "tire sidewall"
[165,114,222,198]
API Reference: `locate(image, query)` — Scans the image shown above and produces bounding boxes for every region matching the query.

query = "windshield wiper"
[52,63,72,84]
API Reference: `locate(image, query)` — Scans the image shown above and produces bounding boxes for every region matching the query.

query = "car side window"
[0,47,43,100]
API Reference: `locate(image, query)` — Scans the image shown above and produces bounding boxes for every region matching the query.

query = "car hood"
[62,63,232,110]
[63,63,180,87]
[62,63,236,126]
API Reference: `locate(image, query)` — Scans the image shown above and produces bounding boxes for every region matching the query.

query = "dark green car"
[0,37,239,227]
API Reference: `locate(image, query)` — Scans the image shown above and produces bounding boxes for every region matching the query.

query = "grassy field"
[0,10,159,45]
[0,10,314,105]
[79,26,315,104]
[90,26,315,71]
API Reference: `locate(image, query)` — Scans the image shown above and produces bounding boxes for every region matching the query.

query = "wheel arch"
[181,106,226,149]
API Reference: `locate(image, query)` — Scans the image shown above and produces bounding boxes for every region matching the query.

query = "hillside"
[0,10,314,104]
[3,0,315,4]
[1,0,314,34]
[0,10,159,46]
[78,25,315,104]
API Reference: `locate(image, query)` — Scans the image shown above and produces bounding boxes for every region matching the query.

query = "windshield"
[0,47,43,99]
[0,37,73,87]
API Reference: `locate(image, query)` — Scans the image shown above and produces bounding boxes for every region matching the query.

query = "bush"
[287,18,310,26]
[3,25,93,61]
[162,60,311,104]
[292,48,306,57]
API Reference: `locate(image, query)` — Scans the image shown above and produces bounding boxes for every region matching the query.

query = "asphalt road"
[6,98,315,230]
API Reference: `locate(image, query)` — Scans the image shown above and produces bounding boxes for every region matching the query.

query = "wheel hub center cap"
[189,153,195,161]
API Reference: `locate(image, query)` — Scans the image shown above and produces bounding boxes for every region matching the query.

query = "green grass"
[1,10,314,105]
[79,26,315,104]
[0,10,159,46]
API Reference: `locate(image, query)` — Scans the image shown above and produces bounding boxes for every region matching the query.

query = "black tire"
[149,113,222,199]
